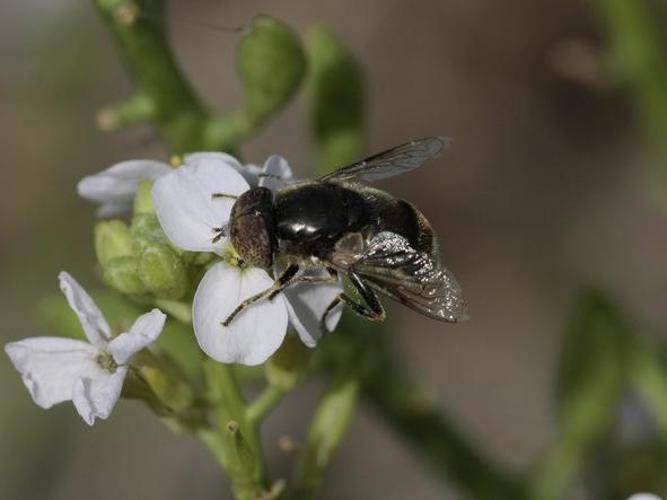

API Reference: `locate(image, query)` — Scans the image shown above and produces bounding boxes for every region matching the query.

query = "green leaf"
[306,27,365,173]
[238,15,306,128]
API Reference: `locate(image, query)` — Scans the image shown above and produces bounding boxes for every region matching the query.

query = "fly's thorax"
[229,187,277,269]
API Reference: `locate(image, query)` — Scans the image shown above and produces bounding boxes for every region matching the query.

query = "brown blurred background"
[2,0,666,498]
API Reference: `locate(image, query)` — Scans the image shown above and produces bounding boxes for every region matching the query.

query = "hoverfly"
[218,137,467,330]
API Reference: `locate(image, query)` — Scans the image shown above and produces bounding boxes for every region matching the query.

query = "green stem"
[362,351,524,500]
[318,321,524,500]
[630,338,667,443]
[595,0,667,185]
[203,360,269,500]
[92,0,236,152]
[246,385,288,427]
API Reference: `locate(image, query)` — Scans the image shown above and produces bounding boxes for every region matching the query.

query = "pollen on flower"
[222,245,245,269]
[96,352,118,373]
[170,154,183,167]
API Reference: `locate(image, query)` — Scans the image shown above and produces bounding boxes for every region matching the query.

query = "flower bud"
[103,256,149,295]
[95,219,134,267]
[139,364,195,415]
[131,212,164,245]
[306,27,365,173]
[123,350,196,418]
[138,243,189,300]
[238,15,306,127]
[265,335,310,390]
[133,179,157,215]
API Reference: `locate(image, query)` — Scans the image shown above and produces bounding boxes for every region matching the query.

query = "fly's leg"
[211,226,227,244]
[321,272,385,332]
[290,267,338,285]
[265,267,338,300]
[211,193,239,200]
[222,264,300,326]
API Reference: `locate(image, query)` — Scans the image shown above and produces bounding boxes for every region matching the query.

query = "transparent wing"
[330,231,467,322]
[319,137,450,184]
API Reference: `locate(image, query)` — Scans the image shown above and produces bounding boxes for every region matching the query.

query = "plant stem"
[246,385,288,427]
[630,338,667,443]
[317,321,524,500]
[362,351,525,499]
[245,385,287,426]
[204,360,269,500]
[595,0,667,185]
[92,0,240,152]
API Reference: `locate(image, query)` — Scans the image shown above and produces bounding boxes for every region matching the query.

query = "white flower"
[5,272,166,425]
[78,160,172,217]
[78,153,289,218]
[152,153,342,366]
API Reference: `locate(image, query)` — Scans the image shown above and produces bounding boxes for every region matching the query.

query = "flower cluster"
[6,272,166,425]
[150,153,342,365]
[6,151,343,424]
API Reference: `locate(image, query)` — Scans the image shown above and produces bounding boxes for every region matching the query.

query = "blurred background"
[2,0,667,498]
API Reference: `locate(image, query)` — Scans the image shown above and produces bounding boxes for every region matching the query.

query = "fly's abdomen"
[360,188,438,259]
[274,183,367,243]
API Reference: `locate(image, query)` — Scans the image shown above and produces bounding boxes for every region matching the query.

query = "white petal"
[258,155,294,190]
[193,261,288,365]
[5,337,99,409]
[284,274,343,347]
[72,367,127,425]
[108,309,166,364]
[59,272,110,346]
[185,152,261,185]
[152,159,250,254]
[77,160,171,216]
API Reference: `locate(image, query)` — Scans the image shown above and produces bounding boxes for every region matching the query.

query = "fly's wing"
[330,231,467,322]
[318,137,449,184]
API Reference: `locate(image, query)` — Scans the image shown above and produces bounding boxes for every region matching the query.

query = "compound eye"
[230,213,274,269]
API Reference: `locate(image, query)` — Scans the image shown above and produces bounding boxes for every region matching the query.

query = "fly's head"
[229,187,277,269]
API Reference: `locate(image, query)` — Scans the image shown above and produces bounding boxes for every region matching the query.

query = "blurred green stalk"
[596,0,667,181]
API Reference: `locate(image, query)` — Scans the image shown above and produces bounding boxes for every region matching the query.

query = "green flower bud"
[265,335,310,390]
[123,350,196,419]
[131,211,182,261]
[238,15,306,127]
[138,243,189,299]
[95,219,134,267]
[300,376,359,482]
[103,255,149,295]
[306,27,365,173]
[139,363,195,414]
[133,179,157,215]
